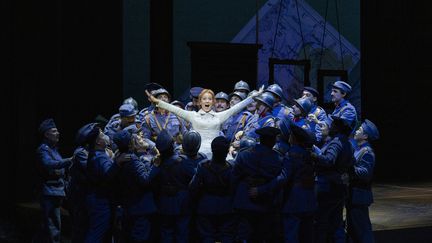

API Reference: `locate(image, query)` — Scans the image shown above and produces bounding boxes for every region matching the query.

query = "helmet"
[294,97,312,115]
[215,92,229,102]
[234,80,250,92]
[266,84,284,99]
[182,130,201,155]
[123,97,138,111]
[254,92,275,108]
[229,91,247,101]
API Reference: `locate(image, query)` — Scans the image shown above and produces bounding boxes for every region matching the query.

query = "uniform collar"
[336,99,348,108]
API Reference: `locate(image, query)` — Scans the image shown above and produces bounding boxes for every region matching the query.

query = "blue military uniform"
[346,120,379,243]
[85,148,121,243]
[272,103,294,124]
[313,116,355,243]
[104,104,139,151]
[36,119,72,243]
[243,112,276,139]
[189,136,235,242]
[118,152,160,242]
[232,127,283,242]
[331,81,358,126]
[141,110,187,142]
[222,111,253,142]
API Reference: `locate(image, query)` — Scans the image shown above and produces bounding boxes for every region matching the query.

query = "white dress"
[157,97,254,158]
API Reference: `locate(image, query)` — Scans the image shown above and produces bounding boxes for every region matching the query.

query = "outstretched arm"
[145,90,194,123]
[218,85,264,123]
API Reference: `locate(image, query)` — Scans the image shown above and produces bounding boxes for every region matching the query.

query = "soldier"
[106,97,139,130]
[242,92,276,139]
[346,119,379,243]
[302,87,327,141]
[233,80,251,97]
[330,81,358,126]
[115,129,161,243]
[180,130,208,166]
[265,84,293,124]
[189,136,235,243]
[311,115,355,243]
[232,126,283,242]
[141,88,187,146]
[84,126,129,243]
[155,130,196,243]
[104,104,138,149]
[69,122,100,243]
[250,121,317,243]
[292,97,315,134]
[246,90,258,114]
[35,118,73,243]
[137,82,165,122]
[222,91,253,142]
[185,87,204,111]
[273,118,291,157]
[214,92,230,112]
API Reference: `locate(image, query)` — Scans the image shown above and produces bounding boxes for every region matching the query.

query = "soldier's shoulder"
[37,143,50,152]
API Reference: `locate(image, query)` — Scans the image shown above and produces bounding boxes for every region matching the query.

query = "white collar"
[198,109,216,116]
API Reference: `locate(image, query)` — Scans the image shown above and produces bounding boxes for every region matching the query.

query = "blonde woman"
[146,86,264,158]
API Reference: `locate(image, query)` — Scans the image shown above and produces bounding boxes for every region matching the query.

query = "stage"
[6,182,432,242]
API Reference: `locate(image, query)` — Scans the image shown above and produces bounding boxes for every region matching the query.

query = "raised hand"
[251,85,265,97]
[145,90,159,104]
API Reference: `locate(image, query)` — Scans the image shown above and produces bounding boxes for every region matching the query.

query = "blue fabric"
[123,214,152,242]
[331,99,358,125]
[196,214,236,243]
[222,111,252,141]
[84,194,112,243]
[244,113,276,139]
[39,195,63,243]
[141,111,187,140]
[283,212,314,243]
[272,103,294,123]
[350,143,375,205]
[346,204,374,243]
[160,215,190,243]
[36,143,71,196]
[86,149,120,198]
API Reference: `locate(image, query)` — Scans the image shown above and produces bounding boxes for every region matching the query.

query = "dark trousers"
[123,214,153,243]
[283,212,314,243]
[197,214,236,243]
[236,210,279,243]
[36,195,63,243]
[346,204,374,243]
[84,194,113,243]
[315,185,347,243]
[160,214,190,243]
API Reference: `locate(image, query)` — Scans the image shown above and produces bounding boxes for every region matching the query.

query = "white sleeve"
[217,97,254,123]
[157,101,195,123]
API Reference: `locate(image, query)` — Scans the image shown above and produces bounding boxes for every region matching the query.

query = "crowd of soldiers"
[35,80,379,243]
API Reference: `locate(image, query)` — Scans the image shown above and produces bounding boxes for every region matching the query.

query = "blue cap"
[215,92,229,102]
[303,86,319,97]
[361,119,379,141]
[76,123,99,145]
[190,87,204,98]
[113,130,132,152]
[332,81,352,94]
[254,92,275,108]
[266,84,284,99]
[39,118,56,134]
[119,104,137,117]
[156,130,174,152]
[229,91,247,101]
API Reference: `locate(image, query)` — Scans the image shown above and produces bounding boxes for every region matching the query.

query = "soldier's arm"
[157,100,194,123]
[98,155,120,181]
[352,153,375,181]
[134,160,160,187]
[314,139,342,167]
[37,146,72,170]
[340,106,357,124]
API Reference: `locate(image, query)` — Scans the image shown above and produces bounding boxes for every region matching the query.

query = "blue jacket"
[232,144,283,212]
[189,160,233,215]
[256,145,317,213]
[157,154,197,215]
[244,113,276,139]
[36,142,72,196]
[86,149,121,199]
[272,103,293,124]
[309,105,327,142]
[119,153,160,215]
[222,111,252,141]
[314,134,355,188]
[332,99,358,125]
[69,146,89,201]
[141,110,187,141]
[350,142,375,205]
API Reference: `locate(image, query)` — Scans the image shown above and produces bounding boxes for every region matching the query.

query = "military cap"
[119,104,137,117]
[303,86,319,97]
[39,118,56,134]
[113,130,133,152]
[190,87,204,98]
[332,81,352,94]
[156,130,174,152]
[215,92,230,102]
[144,82,164,92]
[151,88,171,99]
[255,126,281,137]
[229,91,247,101]
[76,122,100,145]
[361,119,380,141]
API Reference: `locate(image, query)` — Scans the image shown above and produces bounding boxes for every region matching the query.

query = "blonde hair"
[198,89,216,105]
